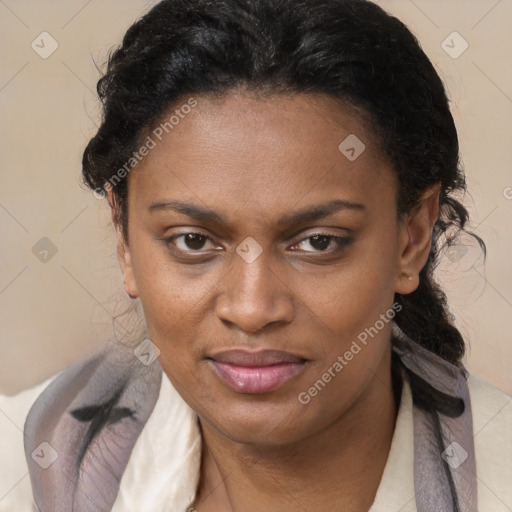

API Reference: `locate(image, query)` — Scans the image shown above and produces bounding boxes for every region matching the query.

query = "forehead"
[129,91,396,220]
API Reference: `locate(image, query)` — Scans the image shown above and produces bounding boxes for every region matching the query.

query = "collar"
[111,371,201,512]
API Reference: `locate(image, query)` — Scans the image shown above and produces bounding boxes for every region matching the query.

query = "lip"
[207,349,308,394]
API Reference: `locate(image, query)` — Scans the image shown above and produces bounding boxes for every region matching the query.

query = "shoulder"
[467,373,512,511]
[0,373,61,512]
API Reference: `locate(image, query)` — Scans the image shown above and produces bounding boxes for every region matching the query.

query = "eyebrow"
[148,199,365,226]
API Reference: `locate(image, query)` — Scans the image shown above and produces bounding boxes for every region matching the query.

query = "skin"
[108,89,440,511]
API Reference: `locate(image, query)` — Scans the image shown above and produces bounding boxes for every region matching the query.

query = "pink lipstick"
[208,349,307,394]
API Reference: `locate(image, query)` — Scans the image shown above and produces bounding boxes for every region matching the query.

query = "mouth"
[207,349,309,394]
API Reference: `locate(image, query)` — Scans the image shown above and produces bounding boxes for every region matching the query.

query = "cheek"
[291,230,399,411]
[131,236,208,314]
[128,240,198,348]
[296,234,398,341]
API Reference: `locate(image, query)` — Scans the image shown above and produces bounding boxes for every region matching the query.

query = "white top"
[0,369,511,511]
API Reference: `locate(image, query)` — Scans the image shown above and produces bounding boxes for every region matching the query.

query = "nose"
[215,251,295,334]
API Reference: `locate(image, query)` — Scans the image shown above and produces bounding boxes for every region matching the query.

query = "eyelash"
[164,231,352,257]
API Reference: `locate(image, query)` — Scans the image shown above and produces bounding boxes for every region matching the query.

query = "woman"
[1,0,510,510]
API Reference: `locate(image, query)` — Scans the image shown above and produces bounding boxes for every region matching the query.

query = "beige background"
[0,0,511,396]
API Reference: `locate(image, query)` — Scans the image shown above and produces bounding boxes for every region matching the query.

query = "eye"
[289,232,352,254]
[164,231,352,257]
[167,232,217,252]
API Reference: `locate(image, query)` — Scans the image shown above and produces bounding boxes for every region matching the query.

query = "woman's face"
[116,91,436,445]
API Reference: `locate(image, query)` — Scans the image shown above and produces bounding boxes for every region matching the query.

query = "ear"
[395,184,441,294]
[107,187,139,300]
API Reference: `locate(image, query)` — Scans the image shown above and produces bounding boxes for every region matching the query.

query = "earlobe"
[396,271,418,295]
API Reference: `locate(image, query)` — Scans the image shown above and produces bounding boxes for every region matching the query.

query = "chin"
[201,399,314,446]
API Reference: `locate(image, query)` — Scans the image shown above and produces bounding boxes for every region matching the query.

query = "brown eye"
[182,233,208,250]
[308,235,332,251]
[167,232,215,252]
[290,233,352,254]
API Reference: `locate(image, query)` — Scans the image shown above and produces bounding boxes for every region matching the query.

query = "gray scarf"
[24,326,477,511]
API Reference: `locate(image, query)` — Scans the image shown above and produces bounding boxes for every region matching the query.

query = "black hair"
[82,0,485,367]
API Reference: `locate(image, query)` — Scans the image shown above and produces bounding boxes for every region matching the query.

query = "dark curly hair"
[82,0,485,367]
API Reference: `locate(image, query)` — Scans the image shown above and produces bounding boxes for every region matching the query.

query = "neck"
[193,350,401,512]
